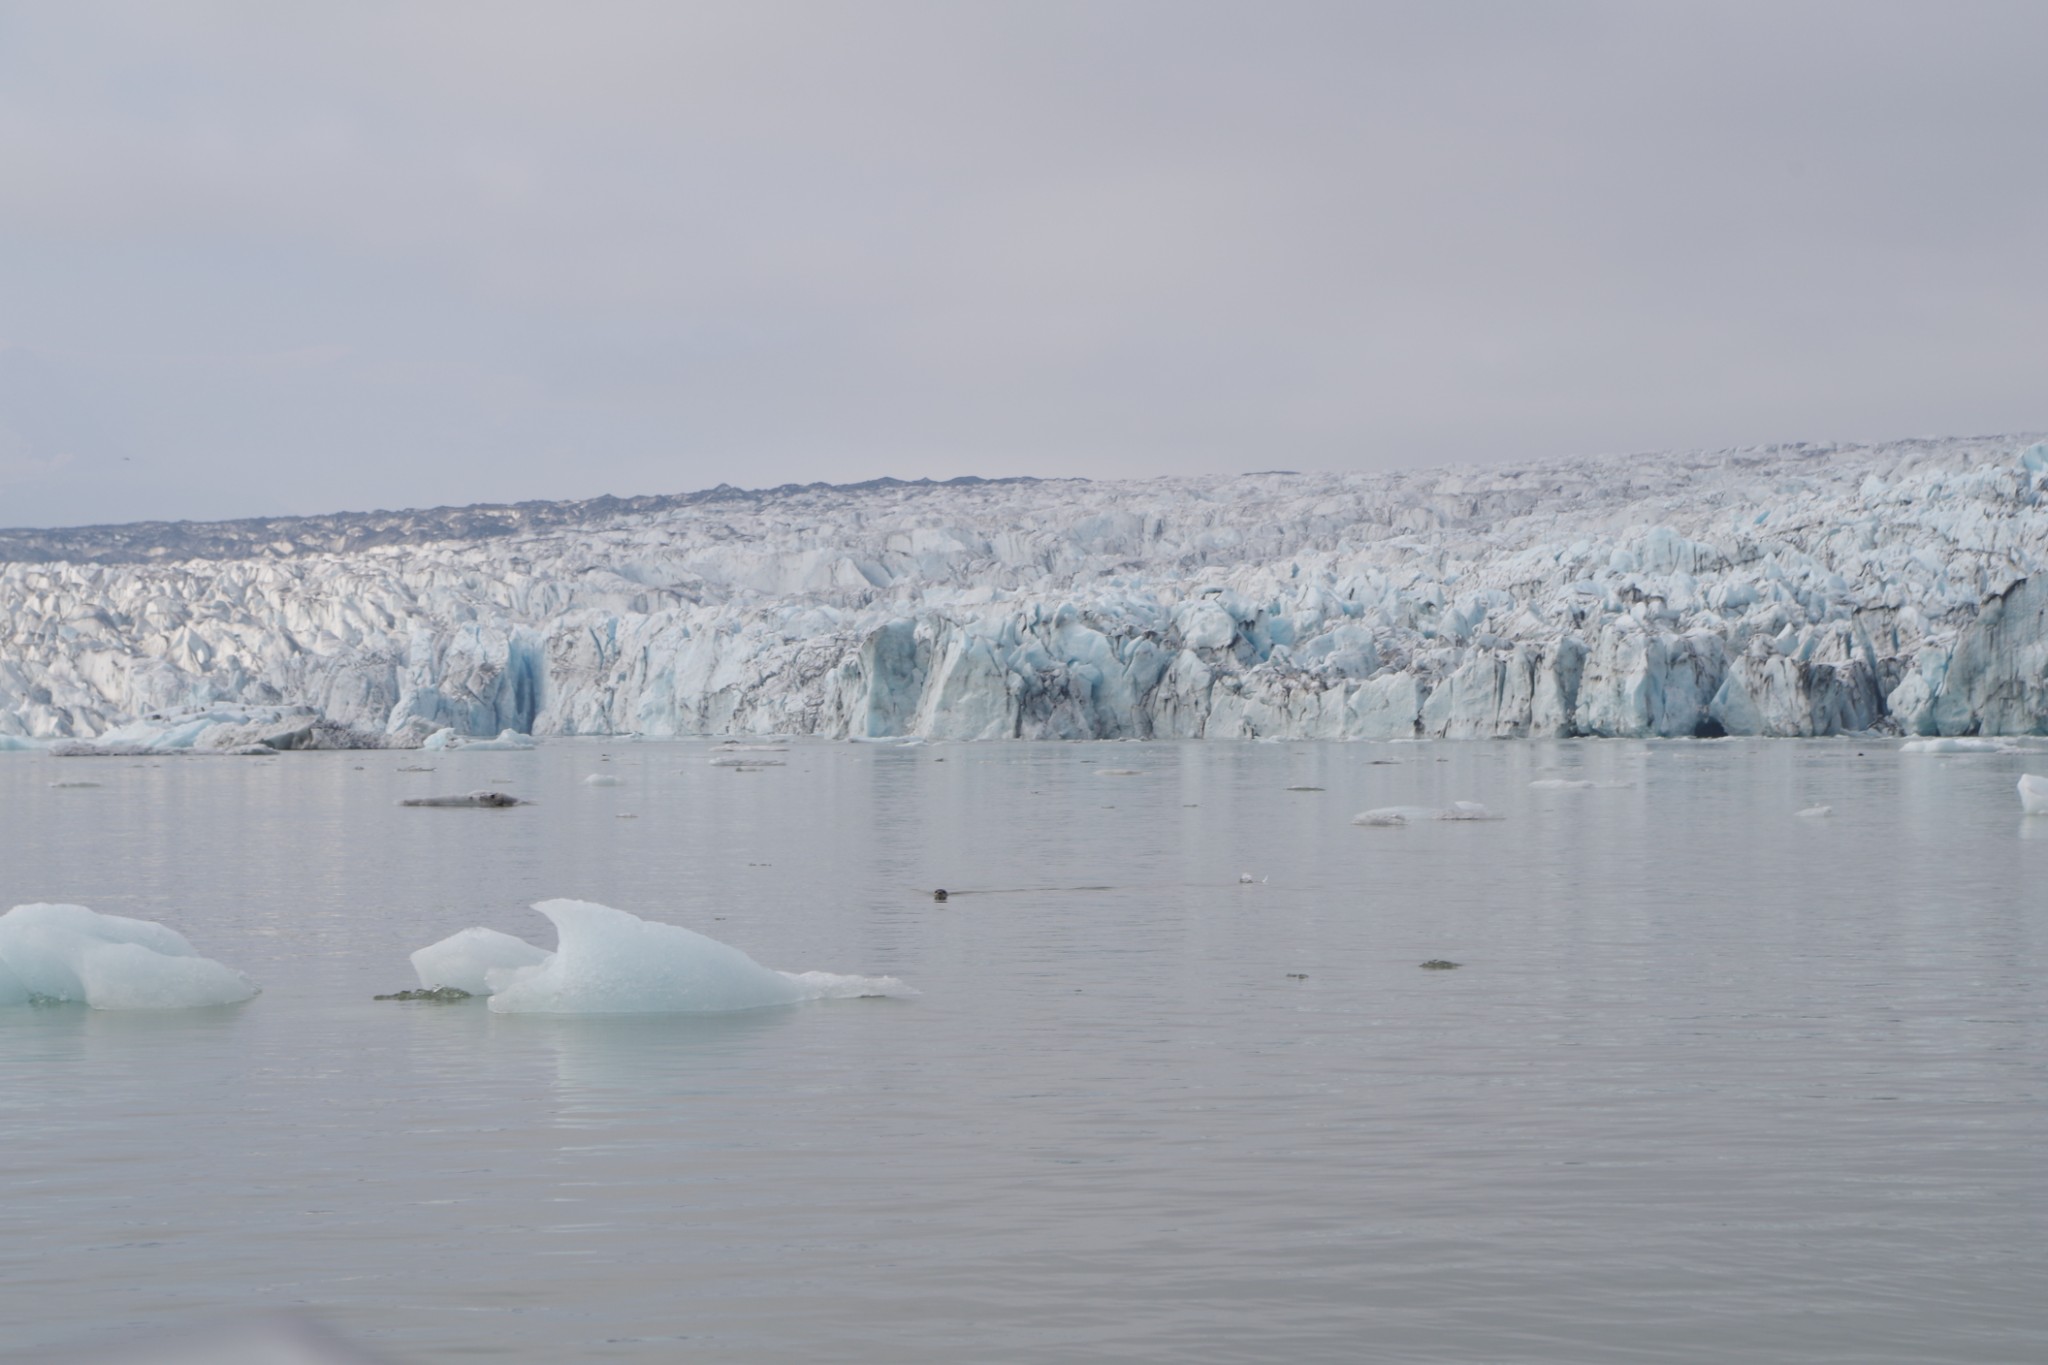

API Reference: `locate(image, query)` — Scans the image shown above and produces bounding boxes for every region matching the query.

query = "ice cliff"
[7,435,2048,742]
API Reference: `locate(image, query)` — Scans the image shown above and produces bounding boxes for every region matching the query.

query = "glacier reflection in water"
[1,737,2044,1364]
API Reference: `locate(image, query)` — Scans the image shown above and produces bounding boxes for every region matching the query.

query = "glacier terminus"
[6,434,2048,746]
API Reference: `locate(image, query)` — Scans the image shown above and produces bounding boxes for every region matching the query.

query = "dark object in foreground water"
[400,790,524,808]
[932,889,948,902]
[1286,972,1308,980]
[1419,959,1461,970]
[374,986,473,1002]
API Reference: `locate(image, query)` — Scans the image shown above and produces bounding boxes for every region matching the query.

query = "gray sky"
[2,1,2044,528]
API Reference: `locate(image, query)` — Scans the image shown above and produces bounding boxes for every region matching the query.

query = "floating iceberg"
[1899,737,2020,754]
[583,774,623,787]
[410,927,553,995]
[0,903,258,1009]
[1796,804,1834,818]
[416,899,912,1014]
[1352,800,1502,826]
[2018,774,2048,815]
[0,735,47,751]
[422,728,538,752]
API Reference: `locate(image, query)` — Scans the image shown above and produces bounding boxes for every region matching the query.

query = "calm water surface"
[1,739,2043,1363]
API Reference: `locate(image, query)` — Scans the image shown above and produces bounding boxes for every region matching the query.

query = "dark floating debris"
[1286,972,1309,980]
[400,790,525,808]
[929,884,1114,899]
[374,986,473,1002]
[1419,959,1462,970]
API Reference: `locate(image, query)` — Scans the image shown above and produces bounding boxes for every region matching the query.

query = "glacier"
[7,435,2048,743]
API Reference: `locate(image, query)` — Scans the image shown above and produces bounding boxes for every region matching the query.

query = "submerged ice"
[0,903,258,1009]
[410,900,910,1014]
[10,435,2048,744]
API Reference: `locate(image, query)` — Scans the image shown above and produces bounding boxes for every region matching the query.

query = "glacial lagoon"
[2,738,2043,1362]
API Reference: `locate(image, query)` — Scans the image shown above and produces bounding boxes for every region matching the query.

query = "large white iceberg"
[2018,774,2048,815]
[411,900,911,1014]
[0,903,259,1009]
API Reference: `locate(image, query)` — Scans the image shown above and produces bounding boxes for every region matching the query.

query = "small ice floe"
[409,926,552,995]
[1530,778,1595,790]
[710,755,785,767]
[397,764,435,773]
[399,790,526,808]
[583,774,623,787]
[1796,804,1834,818]
[1353,800,1502,826]
[1900,737,2021,754]
[1285,785,1324,792]
[48,780,103,789]
[2018,774,2048,815]
[408,901,914,1014]
[0,903,258,1009]
[421,728,538,752]
[720,744,788,753]
[1238,873,1267,884]
[1097,768,1143,777]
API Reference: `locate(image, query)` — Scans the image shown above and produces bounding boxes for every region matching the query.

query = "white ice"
[1900,737,2020,754]
[2018,774,2048,815]
[1797,804,1834,818]
[422,728,538,751]
[13,434,2048,746]
[0,903,258,1009]
[409,927,553,995]
[477,899,912,1014]
[1352,800,1502,825]
[583,774,623,786]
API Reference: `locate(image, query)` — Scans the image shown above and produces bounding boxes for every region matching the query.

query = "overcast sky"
[1,1,2043,528]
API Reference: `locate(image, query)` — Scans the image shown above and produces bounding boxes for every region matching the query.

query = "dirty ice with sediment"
[7,434,2048,748]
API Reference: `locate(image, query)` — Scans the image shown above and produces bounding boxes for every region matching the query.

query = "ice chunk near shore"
[0,735,46,751]
[2018,775,2048,814]
[1796,804,1834,818]
[583,774,623,787]
[480,899,911,1013]
[0,903,258,1008]
[410,927,553,995]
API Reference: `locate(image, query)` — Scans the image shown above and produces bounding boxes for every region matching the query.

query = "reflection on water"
[519,1008,798,1107]
[2,738,2045,1364]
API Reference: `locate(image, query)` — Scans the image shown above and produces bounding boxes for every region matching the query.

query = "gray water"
[2,739,2043,1363]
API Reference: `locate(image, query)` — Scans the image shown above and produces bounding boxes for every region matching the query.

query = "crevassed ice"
[0,903,259,1009]
[11,434,2048,747]
[413,900,913,1014]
